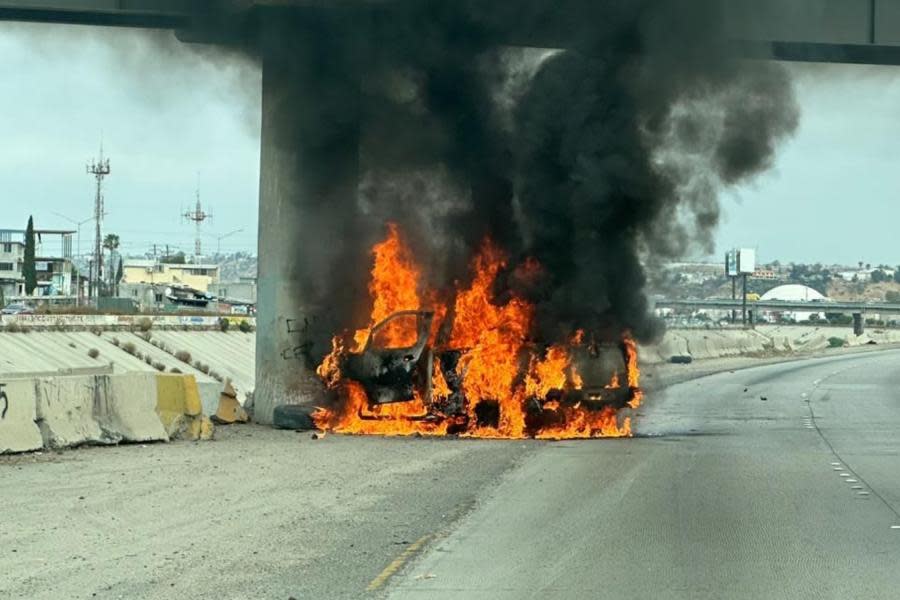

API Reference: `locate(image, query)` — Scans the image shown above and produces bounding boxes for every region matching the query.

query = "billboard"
[725,249,738,277]
[737,248,756,274]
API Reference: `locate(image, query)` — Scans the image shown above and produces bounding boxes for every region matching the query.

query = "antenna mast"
[86,144,110,303]
[183,188,211,264]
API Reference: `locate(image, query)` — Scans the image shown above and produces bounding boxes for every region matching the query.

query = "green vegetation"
[23,216,36,295]
[87,348,100,359]
[827,337,844,348]
[175,350,191,364]
[218,317,230,332]
[238,320,254,333]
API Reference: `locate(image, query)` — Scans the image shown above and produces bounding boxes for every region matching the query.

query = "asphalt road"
[386,349,900,599]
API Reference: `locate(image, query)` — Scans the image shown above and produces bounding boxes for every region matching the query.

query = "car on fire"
[334,309,640,433]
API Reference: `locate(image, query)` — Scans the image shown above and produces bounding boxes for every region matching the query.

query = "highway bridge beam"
[253,8,363,424]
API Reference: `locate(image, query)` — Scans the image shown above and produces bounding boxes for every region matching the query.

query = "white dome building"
[760,284,828,322]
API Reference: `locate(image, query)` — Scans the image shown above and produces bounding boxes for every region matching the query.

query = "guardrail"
[654,299,900,315]
[0,314,255,329]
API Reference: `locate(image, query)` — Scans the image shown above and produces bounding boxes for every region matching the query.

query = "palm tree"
[102,234,120,296]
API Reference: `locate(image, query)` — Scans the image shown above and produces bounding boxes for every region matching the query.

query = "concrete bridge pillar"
[853,312,864,336]
[253,9,362,424]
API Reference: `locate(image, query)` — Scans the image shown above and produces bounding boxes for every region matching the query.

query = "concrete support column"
[853,312,864,336]
[254,9,362,424]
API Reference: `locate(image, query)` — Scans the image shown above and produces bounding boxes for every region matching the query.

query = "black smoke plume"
[242,0,799,353]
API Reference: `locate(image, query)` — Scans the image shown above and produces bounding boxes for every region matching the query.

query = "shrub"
[122,342,137,355]
[153,362,166,372]
[238,320,253,333]
[144,355,153,366]
[218,317,230,332]
[68,342,77,349]
[175,350,191,364]
[91,326,103,336]
[111,337,120,347]
[137,317,153,332]
[6,323,20,333]
[170,367,182,374]
[87,348,100,359]
[828,337,845,348]
[193,360,211,375]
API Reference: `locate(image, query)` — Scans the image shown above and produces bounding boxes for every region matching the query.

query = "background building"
[0,227,76,301]
[122,258,219,292]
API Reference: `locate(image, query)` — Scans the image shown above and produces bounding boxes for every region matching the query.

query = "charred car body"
[336,310,639,431]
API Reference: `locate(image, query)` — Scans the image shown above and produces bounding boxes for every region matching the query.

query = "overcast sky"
[0,23,261,259]
[1,23,899,266]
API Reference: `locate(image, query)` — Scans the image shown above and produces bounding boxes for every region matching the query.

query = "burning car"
[313,223,642,439]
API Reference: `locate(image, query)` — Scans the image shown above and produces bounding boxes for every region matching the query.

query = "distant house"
[121,259,220,293]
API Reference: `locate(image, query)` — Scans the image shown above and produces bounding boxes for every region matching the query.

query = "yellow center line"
[366,533,434,592]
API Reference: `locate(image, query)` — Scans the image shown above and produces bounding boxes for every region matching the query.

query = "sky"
[0,22,261,259]
[1,22,900,266]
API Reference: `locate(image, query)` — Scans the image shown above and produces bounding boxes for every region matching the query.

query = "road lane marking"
[891,525,900,530]
[366,534,434,592]
[846,479,858,483]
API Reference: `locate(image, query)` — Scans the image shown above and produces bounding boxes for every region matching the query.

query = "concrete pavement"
[387,350,900,599]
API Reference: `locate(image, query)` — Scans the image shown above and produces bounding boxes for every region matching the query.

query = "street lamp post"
[53,211,94,306]
[213,228,245,255]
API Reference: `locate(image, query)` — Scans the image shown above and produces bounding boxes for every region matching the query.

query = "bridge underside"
[5,1,900,65]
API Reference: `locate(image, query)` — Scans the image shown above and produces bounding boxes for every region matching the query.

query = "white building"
[760,284,828,322]
[0,228,76,301]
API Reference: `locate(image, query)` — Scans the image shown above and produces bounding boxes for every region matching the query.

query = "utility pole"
[183,189,211,264]
[87,146,110,304]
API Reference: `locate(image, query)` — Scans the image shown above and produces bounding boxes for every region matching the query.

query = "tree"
[115,260,124,296]
[871,269,888,283]
[161,251,186,264]
[23,215,37,295]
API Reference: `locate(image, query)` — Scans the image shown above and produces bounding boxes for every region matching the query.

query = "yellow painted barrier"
[155,374,213,441]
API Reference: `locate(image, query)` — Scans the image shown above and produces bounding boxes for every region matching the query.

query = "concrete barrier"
[34,375,118,448]
[0,379,43,454]
[106,373,170,442]
[155,373,214,441]
[0,372,217,453]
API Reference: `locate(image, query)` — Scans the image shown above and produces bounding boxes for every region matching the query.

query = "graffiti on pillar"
[0,383,7,420]
[281,316,318,369]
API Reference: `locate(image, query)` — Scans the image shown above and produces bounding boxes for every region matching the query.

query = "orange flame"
[312,223,642,439]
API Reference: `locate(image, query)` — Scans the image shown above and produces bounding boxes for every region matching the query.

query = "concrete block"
[0,379,43,454]
[197,380,223,417]
[187,415,215,441]
[155,373,213,440]
[34,376,119,448]
[212,381,249,425]
[105,373,169,443]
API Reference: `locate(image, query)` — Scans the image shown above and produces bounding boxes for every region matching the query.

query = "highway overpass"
[5,1,900,63]
[5,0,900,421]
[655,298,900,316]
